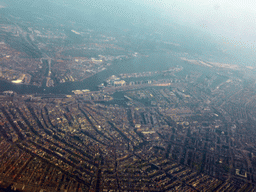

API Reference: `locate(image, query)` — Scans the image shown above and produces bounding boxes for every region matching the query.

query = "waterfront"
[0,52,203,95]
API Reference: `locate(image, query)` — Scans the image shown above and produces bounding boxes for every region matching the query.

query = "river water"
[0,52,208,95]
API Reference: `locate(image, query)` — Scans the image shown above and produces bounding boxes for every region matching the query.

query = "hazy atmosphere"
[2,0,256,61]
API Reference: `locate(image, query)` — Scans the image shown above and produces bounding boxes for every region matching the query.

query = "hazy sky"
[142,0,256,48]
[1,0,255,49]
[58,0,256,49]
